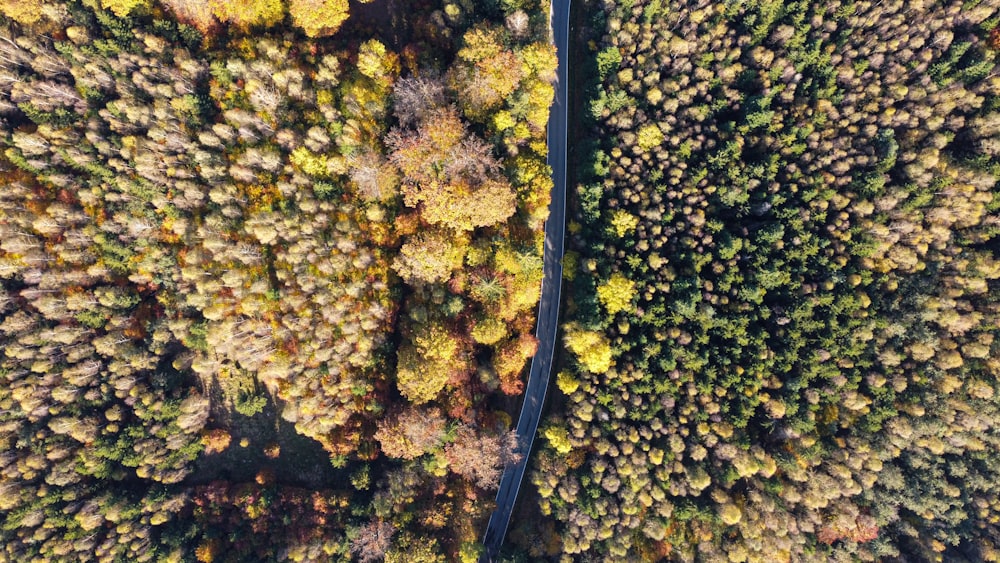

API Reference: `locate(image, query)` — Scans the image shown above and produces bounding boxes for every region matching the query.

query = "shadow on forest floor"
[343,0,409,49]
[184,376,344,489]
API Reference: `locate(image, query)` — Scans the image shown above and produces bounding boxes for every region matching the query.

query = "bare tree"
[350,521,396,563]
[445,425,521,489]
[391,75,446,127]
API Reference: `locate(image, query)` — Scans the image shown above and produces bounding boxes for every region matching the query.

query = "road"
[480,0,571,560]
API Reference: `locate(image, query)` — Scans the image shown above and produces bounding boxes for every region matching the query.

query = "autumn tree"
[288,0,349,37]
[351,521,396,563]
[101,0,150,16]
[596,273,635,316]
[392,229,465,285]
[207,0,283,28]
[395,324,470,404]
[388,107,516,231]
[445,425,520,489]
[532,0,1000,559]
[449,26,524,119]
[0,0,557,557]
[375,407,447,460]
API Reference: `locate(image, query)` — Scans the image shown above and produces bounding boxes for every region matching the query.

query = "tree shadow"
[185,374,344,489]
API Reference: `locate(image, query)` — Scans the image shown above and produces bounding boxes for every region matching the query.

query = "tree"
[347,149,399,201]
[0,0,46,23]
[101,0,150,16]
[384,532,446,563]
[471,317,507,345]
[161,0,217,30]
[563,323,613,374]
[449,26,524,119]
[392,76,447,127]
[388,107,516,231]
[544,425,572,454]
[445,425,520,489]
[609,210,638,237]
[396,346,448,405]
[636,124,664,151]
[207,0,283,28]
[596,273,636,316]
[356,40,399,87]
[493,333,538,394]
[374,408,446,460]
[351,521,396,563]
[392,230,465,285]
[417,178,517,232]
[288,0,350,38]
[395,325,469,404]
[201,429,232,454]
[506,10,529,39]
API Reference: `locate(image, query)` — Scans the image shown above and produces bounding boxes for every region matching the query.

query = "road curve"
[480,0,571,560]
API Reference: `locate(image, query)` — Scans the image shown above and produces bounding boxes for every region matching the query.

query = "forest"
[0,0,555,561]
[520,0,1000,561]
[5,0,1000,561]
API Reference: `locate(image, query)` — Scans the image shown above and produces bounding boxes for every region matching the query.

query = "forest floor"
[185,382,343,488]
[344,0,409,48]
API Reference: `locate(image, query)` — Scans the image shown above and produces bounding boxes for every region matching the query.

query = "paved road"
[480,0,571,560]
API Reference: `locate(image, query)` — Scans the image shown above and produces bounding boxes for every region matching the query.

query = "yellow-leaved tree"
[636,123,664,151]
[100,0,149,17]
[356,39,400,87]
[609,210,639,238]
[544,425,572,454]
[208,0,283,28]
[563,323,614,374]
[392,230,466,285]
[471,317,508,345]
[395,325,469,404]
[288,0,349,38]
[1,0,46,23]
[450,26,524,119]
[597,273,636,316]
[555,371,579,395]
[396,345,450,405]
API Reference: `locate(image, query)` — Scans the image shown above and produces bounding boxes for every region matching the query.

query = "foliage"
[393,230,466,285]
[596,272,635,316]
[375,407,447,460]
[531,0,1000,560]
[100,0,148,16]
[609,209,638,237]
[543,425,572,454]
[288,0,349,38]
[0,0,45,23]
[563,323,614,374]
[0,0,555,559]
[389,106,517,231]
[444,425,521,489]
[207,0,283,28]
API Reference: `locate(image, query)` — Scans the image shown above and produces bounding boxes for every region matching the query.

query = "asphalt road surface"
[480,0,571,560]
